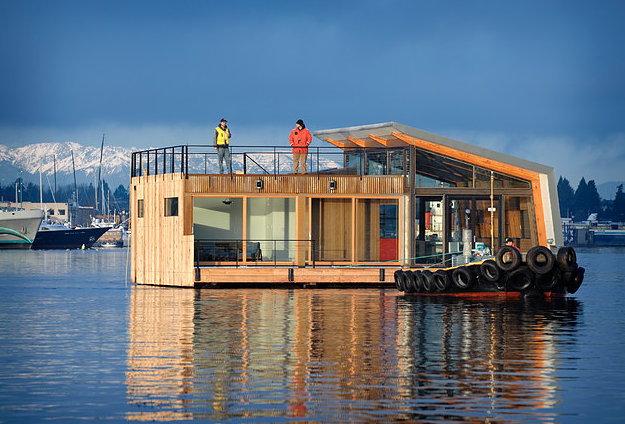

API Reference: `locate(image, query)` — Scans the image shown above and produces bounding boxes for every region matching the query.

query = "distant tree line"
[0,179,130,213]
[558,177,625,222]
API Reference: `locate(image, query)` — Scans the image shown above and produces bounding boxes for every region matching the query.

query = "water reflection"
[127,288,581,422]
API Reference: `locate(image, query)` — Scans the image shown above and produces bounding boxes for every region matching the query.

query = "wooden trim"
[197,267,397,284]
[414,187,533,197]
[531,180,547,246]
[327,137,357,148]
[347,136,382,148]
[242,196,248,265]
[351,198,356,262]
[368,134,405,148]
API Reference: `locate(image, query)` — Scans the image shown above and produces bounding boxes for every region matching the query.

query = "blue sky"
[1,0,624,184]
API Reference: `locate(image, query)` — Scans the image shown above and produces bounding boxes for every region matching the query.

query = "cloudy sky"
[1,0,624,184]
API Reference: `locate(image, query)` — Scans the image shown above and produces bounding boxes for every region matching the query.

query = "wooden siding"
[131,173,194,286]
[197,267,394,285]
[186,174,405,195]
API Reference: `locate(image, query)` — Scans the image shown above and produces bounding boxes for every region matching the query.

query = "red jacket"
[289,127,312,153]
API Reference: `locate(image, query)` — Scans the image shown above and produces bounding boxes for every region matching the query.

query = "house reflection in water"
[126,288,580,421]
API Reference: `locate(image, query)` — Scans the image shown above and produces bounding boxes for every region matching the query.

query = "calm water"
[0,248,624,423]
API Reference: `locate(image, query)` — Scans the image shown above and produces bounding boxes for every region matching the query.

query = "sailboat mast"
[53,154,57,201]
[71,150,78,225]
[39,170,43,212]
[97,133,105,213]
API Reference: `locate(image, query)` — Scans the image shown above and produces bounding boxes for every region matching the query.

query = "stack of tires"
[393,245,584,295]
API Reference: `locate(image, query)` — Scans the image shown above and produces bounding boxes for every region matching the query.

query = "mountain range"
[0,142,134,189]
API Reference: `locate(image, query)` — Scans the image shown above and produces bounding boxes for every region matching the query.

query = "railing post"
[185,145,189,176]
[316,147,320,176]
[243,153,247,174]
[170,147,174,174]
[273,147,276,176]
[180,146,184,174]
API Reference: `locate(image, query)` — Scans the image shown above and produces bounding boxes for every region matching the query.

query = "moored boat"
[31,223,111,250]
[0,208,44,249]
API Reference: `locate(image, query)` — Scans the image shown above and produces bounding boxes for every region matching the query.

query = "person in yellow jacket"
[214,118,232,174]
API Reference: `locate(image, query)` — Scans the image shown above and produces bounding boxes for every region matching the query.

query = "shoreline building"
[130,122,561,287]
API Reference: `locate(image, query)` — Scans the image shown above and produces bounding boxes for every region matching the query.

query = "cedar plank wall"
[186,174,405,195]
[131,173,194,287]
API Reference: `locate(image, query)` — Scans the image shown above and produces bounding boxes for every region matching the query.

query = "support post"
[408,145,416,267]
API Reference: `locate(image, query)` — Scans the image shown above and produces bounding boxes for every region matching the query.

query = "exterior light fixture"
[329,180,337,191]
[256,179,264,190]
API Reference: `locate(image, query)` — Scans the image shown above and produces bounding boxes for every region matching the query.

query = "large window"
[355,199,398,262]
[193,197,244,262]
[311,198,352,262]
[505,196,536,251]
[247,197,296,261]
[193,197,243,239]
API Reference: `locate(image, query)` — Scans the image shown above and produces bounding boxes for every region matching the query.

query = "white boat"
[0,208,44,249]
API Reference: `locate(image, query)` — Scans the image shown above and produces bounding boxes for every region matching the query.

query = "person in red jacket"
[289,119,312,174]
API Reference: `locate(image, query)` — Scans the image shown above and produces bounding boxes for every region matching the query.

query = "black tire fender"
[480,259,501,283]
[526,246,555,275]
[412,270,423,293]
[394,270,403,291]
[536,266,561,290]
[507,265,534,291]
[421,270,435,292]
[405,271,417,293]
[496,245,522,272]
[400,271,411,292]
[452,266,475,289]
[432,270,452,292]
[566,266,585,294]
[557,246,577,273]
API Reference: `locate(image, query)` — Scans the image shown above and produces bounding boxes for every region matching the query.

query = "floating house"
[130,122,562,287]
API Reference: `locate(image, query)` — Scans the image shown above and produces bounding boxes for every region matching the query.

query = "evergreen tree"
[612,184,625,222]
[587,180,601,216]
[557,176,575,218]
[572,177,589,221]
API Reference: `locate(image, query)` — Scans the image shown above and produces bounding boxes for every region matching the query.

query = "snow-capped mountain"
[0,142,344,189]
[0,142,134,188]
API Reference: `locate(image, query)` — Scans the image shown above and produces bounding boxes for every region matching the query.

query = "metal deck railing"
[194,238,317,268]
[131,145,410,178]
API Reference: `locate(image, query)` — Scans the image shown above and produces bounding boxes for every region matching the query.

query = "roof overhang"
[314,122,553,175]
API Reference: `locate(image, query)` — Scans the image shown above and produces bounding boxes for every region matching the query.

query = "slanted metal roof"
[313,121,553,176]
